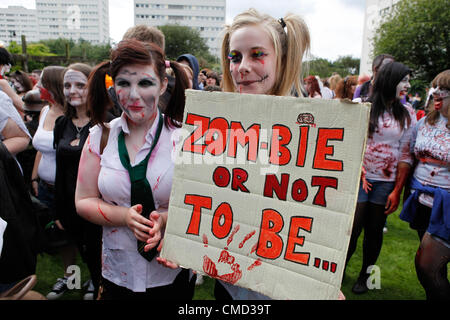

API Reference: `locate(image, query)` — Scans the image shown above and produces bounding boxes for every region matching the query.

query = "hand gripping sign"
[161,90,370,300]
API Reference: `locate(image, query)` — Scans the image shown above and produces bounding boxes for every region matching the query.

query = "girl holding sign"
[157,8,346,301]
[218,8,311,300]
[345,61,417,294]
[74,39,194,299]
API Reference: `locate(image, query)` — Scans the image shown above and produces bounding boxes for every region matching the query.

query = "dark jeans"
[99,268,196,300]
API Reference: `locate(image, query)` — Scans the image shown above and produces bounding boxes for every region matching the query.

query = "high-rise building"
[0,6,39,46]
[36,0,109,44]
[0,0,110,46]
[360,0,400,76]
[134,0,226,57]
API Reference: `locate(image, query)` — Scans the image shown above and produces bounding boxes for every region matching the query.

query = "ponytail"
[220,8,310,97]
[164,60,189,127]
[87,61,113,127]
[280,13,310,96]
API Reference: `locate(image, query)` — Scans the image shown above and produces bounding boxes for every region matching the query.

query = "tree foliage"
[9,38,110,63]
[306,55,360,79]
[158,24,218,66]
[373,0,450,85]
[39,38,111,62]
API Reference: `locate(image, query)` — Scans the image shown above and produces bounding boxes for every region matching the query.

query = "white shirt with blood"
[364,104,417,182]
[87,111,182,292]
[411,114,450,207]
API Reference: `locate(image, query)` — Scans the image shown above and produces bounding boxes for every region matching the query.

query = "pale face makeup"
[228,25,277,95]
[11,78,24,93]
[396,74,410,99]
[432,87,450,113]
[63,70,88,106]
[114,64,167,126]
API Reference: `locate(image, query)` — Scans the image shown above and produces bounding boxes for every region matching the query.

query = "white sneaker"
[46,277,68,300]
[83,279,95,300]
[195,275,204,286]
[383,227,388,233]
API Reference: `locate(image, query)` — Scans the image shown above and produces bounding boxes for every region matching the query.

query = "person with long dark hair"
[74,39,194,299]
[52,63,103,300]
[400,69,450,300]
[31,66,78,300]
[10,70,34,98]
[346,61,417,294]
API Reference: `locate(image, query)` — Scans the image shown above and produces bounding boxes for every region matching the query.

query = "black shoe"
[351,277,369,294]
[46,277,68,300]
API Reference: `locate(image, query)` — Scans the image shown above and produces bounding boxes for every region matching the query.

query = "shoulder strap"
[100,125,110,155]
[53,115,68,149]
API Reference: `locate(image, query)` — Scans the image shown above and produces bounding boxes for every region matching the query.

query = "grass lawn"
[34,204,445,300]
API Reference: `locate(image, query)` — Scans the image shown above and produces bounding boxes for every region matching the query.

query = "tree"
[27,43,57,57]
[7,41,21,54]
[40,38,76,55]
[333,56,360,76]
[373,0,450,85]
[305,55,360,79]
[158,24,217,65]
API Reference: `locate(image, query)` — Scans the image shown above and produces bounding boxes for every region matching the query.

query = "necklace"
[72,117,89,139]
[73,121,86,139]
[74,125,83,139]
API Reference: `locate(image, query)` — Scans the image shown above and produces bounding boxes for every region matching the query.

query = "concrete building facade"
[0,0,110,46]
[134,0,226,57]
[36,0,109,44]
[0,6,39,46]
[360,0,400,76]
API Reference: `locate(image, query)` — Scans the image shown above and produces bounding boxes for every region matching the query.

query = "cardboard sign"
[161,90,370,300]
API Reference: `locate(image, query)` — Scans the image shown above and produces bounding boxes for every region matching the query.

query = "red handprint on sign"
[202,224,262,285]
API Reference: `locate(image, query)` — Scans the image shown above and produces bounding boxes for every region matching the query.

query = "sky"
[0,0,366,62]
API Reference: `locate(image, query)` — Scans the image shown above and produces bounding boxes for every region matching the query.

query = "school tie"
[118,113,163,262]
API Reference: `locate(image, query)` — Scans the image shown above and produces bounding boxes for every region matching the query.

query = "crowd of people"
[0,7,448,301]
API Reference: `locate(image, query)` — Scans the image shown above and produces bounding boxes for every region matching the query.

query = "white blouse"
[32,105,56,184]
[88,111,182,292]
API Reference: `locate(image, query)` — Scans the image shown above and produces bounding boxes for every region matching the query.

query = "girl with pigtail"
[157,8,346,301]
[221,10,310,97]
[74,39,195,299]
[217,8,312,300]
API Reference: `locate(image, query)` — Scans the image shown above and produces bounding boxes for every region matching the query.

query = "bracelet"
[31,178,39,183]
